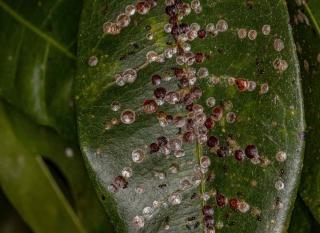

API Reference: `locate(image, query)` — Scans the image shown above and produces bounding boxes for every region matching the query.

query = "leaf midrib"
[195,142,206,233]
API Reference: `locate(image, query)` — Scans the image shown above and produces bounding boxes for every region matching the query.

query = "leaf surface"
[77,1,304,232]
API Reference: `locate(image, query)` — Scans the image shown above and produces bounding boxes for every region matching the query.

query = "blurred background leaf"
[0,101,87,233]
[287,0,320,227]
[288,197,319,233]
[0,100,113,233]
[0,188,32,233]
[0,0,114,232]
[0,0,80,139]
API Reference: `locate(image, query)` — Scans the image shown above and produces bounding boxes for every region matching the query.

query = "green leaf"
[0,101,86,233]
[287,0,320,223]
[0,189,32,233]
[0,100,113,233]
[0,0,81,138]
[0,0,114,232]
[288,196,319,233]
[76,1,304,232]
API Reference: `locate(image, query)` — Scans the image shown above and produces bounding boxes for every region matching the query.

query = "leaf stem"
[195,141,206,232]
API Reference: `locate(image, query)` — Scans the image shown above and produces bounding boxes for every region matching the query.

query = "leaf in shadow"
[0,188,32,233]
[288,196,319,233]
[287,0,320,223]
[0,0,81,139]
[0,100,113,233]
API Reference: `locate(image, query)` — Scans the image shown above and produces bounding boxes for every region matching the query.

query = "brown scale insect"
[234,149,245,161]
[205,117,214,129]
[212,106,223,121]
[195,52,205,63]
[207,135,219,147]
[151,74,161,85]
[235,78,249,92]
[245,144,259,159]
[154,87,167,99]
[216,192,227,207]
[229,198,239,211]
[143,100,158,113]
[150,143,160,153]
[217,146,228,157]
[198,29,206,39]
[136,1,151,15]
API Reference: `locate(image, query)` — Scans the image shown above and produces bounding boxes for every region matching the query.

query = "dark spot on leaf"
[236,192,245,199]
[246,0,254,9]
[119,54,128,61]
[191,193,197,199]
[223,164,228,173]
[280,168,285,176]
[229,221,236,226]
[132,42,139,49]
[207,171,214,182]
[100,1,108,15]
[223,212,231,220]
[217,48,224,54]
[158,183,167,188]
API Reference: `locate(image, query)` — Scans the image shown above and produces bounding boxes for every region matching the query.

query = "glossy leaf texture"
[0,100,113,233]
[76,1,304,232]
[287,0,320,224]
[0,0,80,138]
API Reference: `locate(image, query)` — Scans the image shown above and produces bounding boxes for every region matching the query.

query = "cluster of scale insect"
[90,0,291,231]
